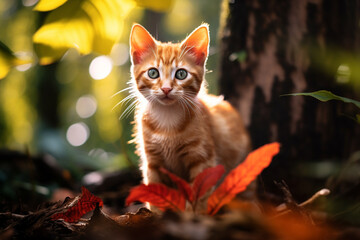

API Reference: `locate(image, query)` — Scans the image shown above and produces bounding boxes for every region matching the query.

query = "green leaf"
[229,50,247,62]
[33,0,136,65]
[34,0,68,11]
[283,90,360,109]
[0,41,31,79]
[134,0,173,12]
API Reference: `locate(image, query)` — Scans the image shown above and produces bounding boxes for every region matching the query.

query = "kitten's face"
[130,24,209,106]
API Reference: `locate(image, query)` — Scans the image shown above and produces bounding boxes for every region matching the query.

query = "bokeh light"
[22,0,38,7]
[66,122,90,147]
[336,64,351,84]
[89,55,113,80]
[76,95,97,118]
[16,63,32,72]
[89,148,109,160]
[82,171,103,186]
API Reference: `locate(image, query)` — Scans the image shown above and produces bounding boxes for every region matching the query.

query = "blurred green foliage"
[33,0,139,64]
[0,0,222,197]
[284,90,360,124]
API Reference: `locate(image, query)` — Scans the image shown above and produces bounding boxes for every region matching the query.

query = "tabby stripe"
[189,71,202,85]
[157,47,164,65]
[187,157,208,171]
[135,70,146,82]
[140,76,154,89]
[145,146,162,156]
[182,81,200,94]
[175,140,200,154]
[184,85,198,95]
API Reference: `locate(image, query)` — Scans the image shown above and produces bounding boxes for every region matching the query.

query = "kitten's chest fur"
[134,95,251,183]
[135,99,214,181]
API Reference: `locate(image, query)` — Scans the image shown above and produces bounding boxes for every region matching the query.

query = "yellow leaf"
[0,42,14,79]
[33,43,69,65]
[0,57,11,79]
[34,0,68,11]
[33,0,136,65]
[0,42,32,79]
[134,0,173,12]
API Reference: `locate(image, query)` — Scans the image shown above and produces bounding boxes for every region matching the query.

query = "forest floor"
[1,149,360,240]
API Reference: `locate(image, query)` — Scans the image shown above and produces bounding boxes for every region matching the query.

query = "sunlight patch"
[89,55,113,80]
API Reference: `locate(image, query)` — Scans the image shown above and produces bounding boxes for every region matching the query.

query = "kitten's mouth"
[159,96,176,105]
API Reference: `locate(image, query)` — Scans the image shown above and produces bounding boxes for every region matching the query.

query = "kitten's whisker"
[112,93,137,111]
[148,95,158,106]
[178,98,191,118]
[111,86,133,98]
[119,94,134,104]
[182,94,203,119]
[124,102,137,119]
[119,100,137,119]
[112,101,123,111]
[181,97,195,114]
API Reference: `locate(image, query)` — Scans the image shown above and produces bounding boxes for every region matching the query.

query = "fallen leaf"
[160,167,193,202]
[52,186,103,222]
[207,142,280,215]
[192,165,225,201]
[115,207,155,226]
[126,183,186,211]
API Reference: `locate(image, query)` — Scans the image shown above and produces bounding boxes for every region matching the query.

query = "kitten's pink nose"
[161,87,173,95]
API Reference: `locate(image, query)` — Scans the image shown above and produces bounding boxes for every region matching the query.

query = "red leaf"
[160,167,193,202]
[207,142,280,215]
[125,183,186,211]
[52,186,103,222]
[192,165,225,201]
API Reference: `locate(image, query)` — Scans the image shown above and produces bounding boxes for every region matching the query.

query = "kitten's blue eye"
[148,68,159,79]
[175,69,187,80]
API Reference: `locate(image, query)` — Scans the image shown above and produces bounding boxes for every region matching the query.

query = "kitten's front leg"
[186,152,216,214]
[143,161,162,184]
[142,159,164,212]
[141,138,164,185]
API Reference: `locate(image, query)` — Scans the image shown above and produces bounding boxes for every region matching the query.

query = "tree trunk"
[218,0,360,200]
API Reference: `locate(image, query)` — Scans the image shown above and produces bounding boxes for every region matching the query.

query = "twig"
[275,188,330,219]
[299,188,330,208]
[274,180,298,212]
[0,212,26,219]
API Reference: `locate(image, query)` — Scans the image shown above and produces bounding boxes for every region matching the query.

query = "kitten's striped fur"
[129,23,251,212]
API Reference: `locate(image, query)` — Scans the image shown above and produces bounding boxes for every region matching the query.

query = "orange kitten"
[128,23,251,212]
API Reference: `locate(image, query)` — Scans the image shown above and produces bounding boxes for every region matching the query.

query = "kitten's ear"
[130,24,156,64]
[180,24,209,65]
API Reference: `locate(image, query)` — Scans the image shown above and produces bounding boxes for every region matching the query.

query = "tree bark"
[218,0,360,200]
